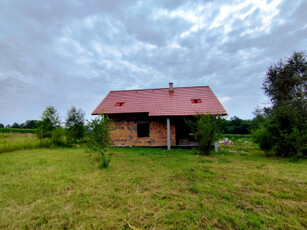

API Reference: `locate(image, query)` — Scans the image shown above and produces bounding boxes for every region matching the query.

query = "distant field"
[0,128,35,133]
[221,134,250,140]
[0,132,43,153]
[0,140,306,229]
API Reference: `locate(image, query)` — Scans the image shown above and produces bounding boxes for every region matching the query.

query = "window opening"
[137,122,150,137]
[191,99,202,104]
[114,102,125,107]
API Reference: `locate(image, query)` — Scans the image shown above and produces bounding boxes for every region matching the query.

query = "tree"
[65,106,85,144]
[23,120,38,129]
[222,116,252,134]
[250,107,267,131]
[187,114,223,155]
[86,114,113,168]
[0,123,4,128]
[51,127,66,146]
[263,52,306,111]
[252,52,307,158]
[11,122,20,128]
[37,106,61,139]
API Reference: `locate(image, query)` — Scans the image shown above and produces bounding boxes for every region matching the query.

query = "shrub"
[252,103,306,158]
[51,128,66,146]
[251,127,274,154]
[187,114,222,155]
[86,114,113,168]
[269,104,306,158]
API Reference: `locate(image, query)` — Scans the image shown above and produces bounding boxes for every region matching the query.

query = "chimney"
[169,82,174,92]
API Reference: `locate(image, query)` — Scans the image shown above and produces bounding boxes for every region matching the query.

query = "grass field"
[0,128,35,133]
[0,140,306,229]
[221,134,250,140]
[0,133,43,153]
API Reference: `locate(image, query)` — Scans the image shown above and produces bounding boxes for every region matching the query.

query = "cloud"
[0,0,306,125]
[218,97,232,104]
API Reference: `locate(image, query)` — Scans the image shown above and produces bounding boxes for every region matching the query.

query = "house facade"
[92,83,227,149]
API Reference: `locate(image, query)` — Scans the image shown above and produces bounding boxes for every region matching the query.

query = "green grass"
[0,142,306,229]
[0,133,50,153]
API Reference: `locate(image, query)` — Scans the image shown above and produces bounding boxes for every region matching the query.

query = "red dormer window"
[115,102,125,107]
[191,99,202,104]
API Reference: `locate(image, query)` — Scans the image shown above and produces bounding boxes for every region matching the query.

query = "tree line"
[0,120,38,129]
[221,116,252,134]
[1,115,256,135]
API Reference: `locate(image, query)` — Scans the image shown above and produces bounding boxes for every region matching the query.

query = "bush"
[252,104,306,158]
[51,128,66,146]
[86,114,113,168]
[251,128,273,154]
[187,114,222,155]
[269,105,306,158]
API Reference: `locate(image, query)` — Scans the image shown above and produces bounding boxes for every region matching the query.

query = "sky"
[0,0,306,125]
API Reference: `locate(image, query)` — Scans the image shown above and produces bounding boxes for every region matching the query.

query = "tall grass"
[0,133,50,153]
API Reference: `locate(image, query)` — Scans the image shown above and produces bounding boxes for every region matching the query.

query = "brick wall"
[110,119,176,146]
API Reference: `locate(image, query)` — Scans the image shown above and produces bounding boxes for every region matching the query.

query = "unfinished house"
[92,83,227,149]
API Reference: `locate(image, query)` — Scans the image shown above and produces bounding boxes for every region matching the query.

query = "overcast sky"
[0,0,306,125]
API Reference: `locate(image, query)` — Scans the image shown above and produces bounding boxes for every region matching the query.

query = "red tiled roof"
[92,86,227,116]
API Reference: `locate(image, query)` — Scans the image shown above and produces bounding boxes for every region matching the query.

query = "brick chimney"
[169,82,174,92]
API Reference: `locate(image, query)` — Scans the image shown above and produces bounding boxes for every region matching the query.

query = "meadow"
[0,135,306,229]
[0,132,43,153]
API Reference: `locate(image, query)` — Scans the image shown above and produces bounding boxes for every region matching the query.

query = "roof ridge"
[110,85,210,92]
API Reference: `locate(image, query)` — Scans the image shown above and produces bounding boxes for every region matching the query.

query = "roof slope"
[92,86,227,116]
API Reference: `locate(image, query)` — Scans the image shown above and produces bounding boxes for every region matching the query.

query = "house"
[92,83,227,149]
